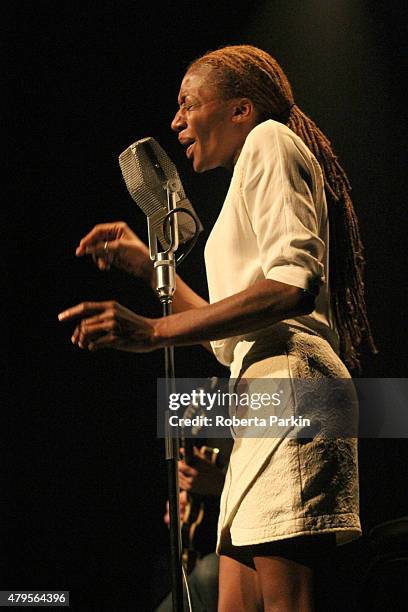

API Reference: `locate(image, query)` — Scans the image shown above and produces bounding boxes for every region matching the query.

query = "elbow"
[288,286,316,317]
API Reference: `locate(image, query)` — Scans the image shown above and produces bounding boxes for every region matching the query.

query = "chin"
[193,158,218,173]
[192,159,207,173]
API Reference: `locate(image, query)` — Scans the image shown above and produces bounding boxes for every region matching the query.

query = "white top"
[204,119,339,368]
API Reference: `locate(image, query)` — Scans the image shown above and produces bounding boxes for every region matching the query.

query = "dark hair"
[189,44,376,371]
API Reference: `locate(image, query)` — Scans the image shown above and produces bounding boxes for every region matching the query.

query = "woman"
[59,45,375,610]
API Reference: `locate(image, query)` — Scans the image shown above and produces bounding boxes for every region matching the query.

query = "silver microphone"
[118,137,202,250]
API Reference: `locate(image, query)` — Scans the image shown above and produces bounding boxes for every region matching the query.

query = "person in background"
[156,438,232,612]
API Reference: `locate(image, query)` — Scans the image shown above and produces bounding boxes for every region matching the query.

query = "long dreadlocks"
[188,45,377,372]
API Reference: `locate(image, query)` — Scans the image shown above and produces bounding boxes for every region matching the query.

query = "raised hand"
[75,221,154,284]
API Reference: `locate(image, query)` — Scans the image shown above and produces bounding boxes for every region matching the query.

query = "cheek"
[199,128,219,152]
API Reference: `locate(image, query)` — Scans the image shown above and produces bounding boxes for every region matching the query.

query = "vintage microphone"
[119,137,202,611]
[118,137,201,245]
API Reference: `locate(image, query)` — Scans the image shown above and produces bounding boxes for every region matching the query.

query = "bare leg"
[218,555,263,612]
[254,555,314,612]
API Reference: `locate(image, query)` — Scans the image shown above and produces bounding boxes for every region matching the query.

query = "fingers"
[179,461,198,478]
[82,237,120,273]
[58,301,159,354]
[178,461,198,491]
[73,320,119,350]
[58,301,115,322]
[93,254,111,272]
[75,222,128,256]
[178,448,204,491]
[86,332,118,352]
[89,240,118,272]
[86,239,121,258]
[164,491,188,526]
[179,474,193,491]
[59,304,121,349]
[75,223,152,281]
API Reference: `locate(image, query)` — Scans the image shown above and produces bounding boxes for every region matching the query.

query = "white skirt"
[217,324,361,552]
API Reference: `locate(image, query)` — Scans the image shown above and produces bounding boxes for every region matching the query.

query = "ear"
[231,98,255,123]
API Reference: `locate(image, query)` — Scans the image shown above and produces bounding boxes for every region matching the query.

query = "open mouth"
[180,137,196,160]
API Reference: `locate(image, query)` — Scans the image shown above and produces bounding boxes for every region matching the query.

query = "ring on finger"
[103,240,113,268]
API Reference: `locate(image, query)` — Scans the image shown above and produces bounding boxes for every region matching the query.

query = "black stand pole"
[150,187,185,611]
[162,300,184,612]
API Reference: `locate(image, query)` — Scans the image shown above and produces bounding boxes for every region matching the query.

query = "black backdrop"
[6,2,407,610]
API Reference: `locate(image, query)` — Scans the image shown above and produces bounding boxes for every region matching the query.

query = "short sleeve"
[240,125,326,294]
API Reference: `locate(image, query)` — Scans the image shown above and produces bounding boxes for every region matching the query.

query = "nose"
[171,108,187,132]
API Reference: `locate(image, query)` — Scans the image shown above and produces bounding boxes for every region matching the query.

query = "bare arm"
[169,273,209,312]
[168,275,213,352]
[58,277,314,353]
[75,221,207,308]
[154,278,313,348]
[61,222,314,353]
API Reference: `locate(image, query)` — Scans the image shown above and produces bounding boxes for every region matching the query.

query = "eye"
[180,101,198,112]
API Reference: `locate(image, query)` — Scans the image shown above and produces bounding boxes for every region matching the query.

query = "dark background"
[6,1,407,610]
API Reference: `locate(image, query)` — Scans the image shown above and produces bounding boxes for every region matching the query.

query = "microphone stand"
[148,182,184,612]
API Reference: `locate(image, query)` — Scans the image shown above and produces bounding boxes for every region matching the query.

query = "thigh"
[252,534,336,611]
[218,555,263,612]
[253,556,313,612]
[218,534,335,611]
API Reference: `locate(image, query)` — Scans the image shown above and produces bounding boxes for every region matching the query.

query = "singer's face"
[171,69,249,172]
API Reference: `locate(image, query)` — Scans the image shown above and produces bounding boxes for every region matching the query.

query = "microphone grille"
[119,137,172,218]
[119,137,202,248]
